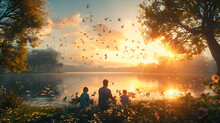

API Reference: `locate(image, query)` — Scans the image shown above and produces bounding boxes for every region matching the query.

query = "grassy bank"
[0,95,220,122]
[0,105,60,122]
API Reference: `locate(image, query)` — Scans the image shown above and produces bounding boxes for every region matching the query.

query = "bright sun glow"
[168,89,174,95]
[166,89,179,98]
[167,52,175,58]
[129,83,135,92]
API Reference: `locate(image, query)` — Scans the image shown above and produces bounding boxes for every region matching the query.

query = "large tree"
[138,0,220,74]
[0,0,48,73]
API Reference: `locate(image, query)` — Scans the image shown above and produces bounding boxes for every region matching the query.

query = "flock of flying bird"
[44,4,148,66]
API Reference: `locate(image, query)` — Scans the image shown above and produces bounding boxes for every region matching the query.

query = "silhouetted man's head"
[103,79,108,87]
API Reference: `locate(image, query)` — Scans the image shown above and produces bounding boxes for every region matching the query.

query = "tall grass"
[0,85,22,110]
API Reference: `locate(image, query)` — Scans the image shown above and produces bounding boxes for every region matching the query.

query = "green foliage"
[0,85,22,110]
[0,105,59,122]
[0,0,49,73]
[138,0,219,60]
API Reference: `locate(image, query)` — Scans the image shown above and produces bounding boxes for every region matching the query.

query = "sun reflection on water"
[165,89,181,99]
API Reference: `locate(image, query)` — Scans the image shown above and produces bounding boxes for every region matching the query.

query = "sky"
[36,0,212,68]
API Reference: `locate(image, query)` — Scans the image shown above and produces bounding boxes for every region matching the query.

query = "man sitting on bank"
[98,79,116,110]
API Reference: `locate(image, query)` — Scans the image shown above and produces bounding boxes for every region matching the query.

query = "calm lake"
[0,72,211,107]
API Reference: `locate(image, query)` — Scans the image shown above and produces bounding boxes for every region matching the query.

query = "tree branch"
[166,8,203,35]
[0,22,13,27]
[0,1,18,21]
[187,0,203,19]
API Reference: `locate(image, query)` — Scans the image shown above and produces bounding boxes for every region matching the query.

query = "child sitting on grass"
[120,89,130,107]
[80,87,93,108]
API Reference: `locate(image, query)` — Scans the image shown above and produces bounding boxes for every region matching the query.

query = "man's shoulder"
[121,95,128,98]
[99,87,107,90]
[99,87,108,92]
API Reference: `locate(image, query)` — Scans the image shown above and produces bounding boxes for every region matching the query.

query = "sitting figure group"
[75,79,131,110]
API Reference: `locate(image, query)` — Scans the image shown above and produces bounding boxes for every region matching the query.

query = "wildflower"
[212,88,217,93]
[211,75,219,83]
[155,112,160,120]
[117,112,121,116]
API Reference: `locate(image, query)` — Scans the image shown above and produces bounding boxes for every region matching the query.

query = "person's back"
[98,79,116,110]
[98,86,109,108]
[120,94,129,106]
[120,89,130,107]
[80,92,89,108]
[80,87,93,108]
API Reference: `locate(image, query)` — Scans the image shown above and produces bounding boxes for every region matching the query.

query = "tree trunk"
[205,33,220,75]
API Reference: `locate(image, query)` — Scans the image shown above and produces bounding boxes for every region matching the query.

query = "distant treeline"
[26,48,63,73]
[0,48,63,73]
[63,55,217,74]
[0,48,216,74]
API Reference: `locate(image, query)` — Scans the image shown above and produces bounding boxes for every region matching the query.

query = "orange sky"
[36,0,211,68]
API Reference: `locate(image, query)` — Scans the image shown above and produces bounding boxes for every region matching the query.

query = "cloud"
[39,13,82,37]
[63,28,85,36]
[52,13,82,29]
[83,25,90,30]
[39,18,54,37]
[93,23,126,51]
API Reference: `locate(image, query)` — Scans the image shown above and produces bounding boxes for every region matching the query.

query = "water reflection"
[0,72,210,106]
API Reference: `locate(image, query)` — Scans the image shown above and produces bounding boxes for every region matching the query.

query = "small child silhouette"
[80,87,93,108]
[120,89,130,107]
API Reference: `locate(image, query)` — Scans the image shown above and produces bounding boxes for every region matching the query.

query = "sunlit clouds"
[37,2,182,68]
[52,13,82,29]
[63,28,85,36]
[93,23,126,51]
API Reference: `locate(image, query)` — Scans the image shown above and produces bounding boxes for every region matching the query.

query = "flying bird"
[63,96,67,101]
[121,25,124,29]
[104,17,109,21]
[98,33,102,36]
[104,54,107,59]
[82,19,86,22]
[118,18,121,22]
